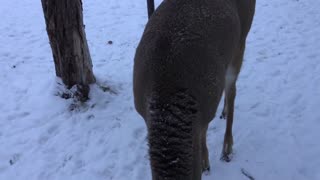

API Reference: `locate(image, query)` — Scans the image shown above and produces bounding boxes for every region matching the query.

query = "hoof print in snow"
[9,154,21,166]
[98,84,117,95]
[87,114,95,120]
[90,104,96,109]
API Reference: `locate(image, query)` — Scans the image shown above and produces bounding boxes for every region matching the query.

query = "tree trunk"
[147,0,155,19]
[41,0,95,91]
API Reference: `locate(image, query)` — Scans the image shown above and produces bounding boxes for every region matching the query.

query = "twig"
[241,168,255,180]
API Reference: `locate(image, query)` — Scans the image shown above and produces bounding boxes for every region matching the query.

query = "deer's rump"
[133,0,240,122]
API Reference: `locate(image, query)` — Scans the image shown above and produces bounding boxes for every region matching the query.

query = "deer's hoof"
[202,166,211,175]
[220,114,226,119]
[220,153,233,162]
[221,137,233,162]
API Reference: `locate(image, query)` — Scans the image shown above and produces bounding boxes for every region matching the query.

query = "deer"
[134,0,256,179]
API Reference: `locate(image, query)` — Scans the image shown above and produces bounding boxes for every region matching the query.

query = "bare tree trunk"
[41,0,95,100]
[147,0,155,19]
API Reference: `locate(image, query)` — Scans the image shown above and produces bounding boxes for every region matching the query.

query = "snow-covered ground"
[0,0,319,179]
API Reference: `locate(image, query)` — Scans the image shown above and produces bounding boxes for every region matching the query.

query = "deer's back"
[134,0,241,122]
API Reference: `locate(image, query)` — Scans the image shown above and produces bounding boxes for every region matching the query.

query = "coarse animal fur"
[134,0,256,179]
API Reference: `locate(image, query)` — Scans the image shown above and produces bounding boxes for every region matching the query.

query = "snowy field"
[0,0,320,179]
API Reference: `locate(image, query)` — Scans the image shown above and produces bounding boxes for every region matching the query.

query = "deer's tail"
[147,89,198,179]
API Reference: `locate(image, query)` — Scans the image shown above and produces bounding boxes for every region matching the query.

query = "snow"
[0,0,319,179]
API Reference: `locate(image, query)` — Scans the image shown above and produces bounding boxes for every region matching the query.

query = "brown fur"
[133,0,255,179]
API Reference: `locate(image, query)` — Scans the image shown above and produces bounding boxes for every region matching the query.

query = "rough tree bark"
[41,0,95,100]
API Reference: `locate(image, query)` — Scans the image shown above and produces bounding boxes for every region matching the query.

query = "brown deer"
[134,0,255,179]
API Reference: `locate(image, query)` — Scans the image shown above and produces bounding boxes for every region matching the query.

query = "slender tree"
[41,0,95,100]
[147,0,155,18]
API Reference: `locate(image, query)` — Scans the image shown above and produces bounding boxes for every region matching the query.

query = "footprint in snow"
[133,127,145,139]
[7,112,30,121]
[9,154,21,166]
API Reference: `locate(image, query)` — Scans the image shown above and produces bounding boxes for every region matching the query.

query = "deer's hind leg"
[221,43,246,162]
[201,124,210,173]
